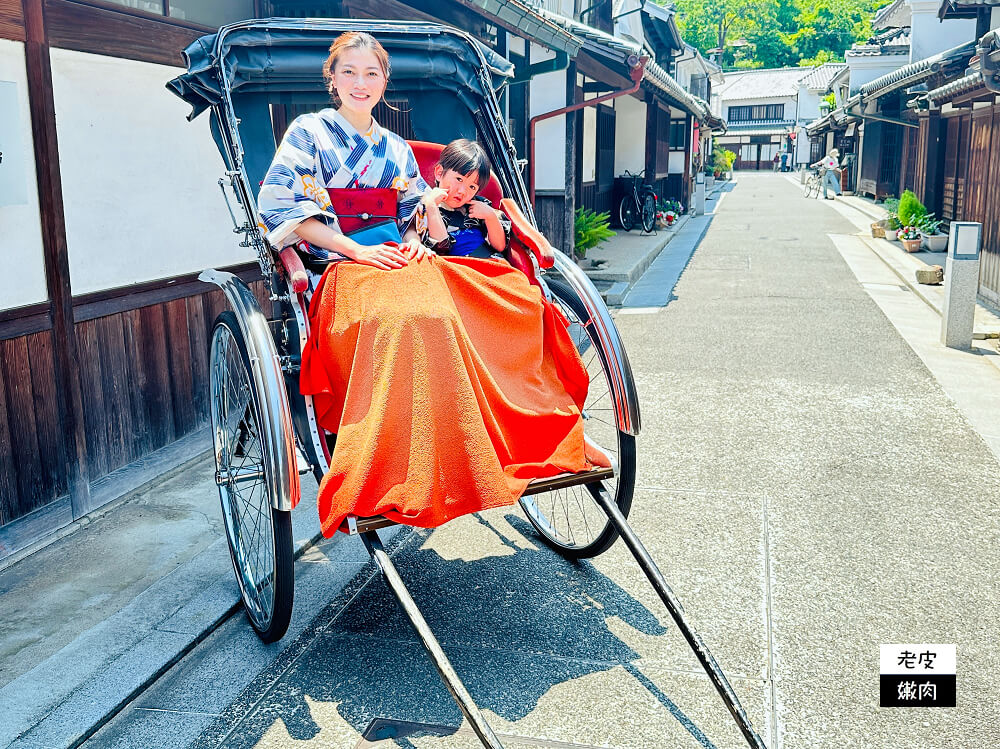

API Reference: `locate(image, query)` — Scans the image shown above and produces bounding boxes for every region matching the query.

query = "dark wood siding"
[877,123,901,197]
[0,0,24,40]
[942,114,969,221]
[44,0,206,66]
[966,106,1000,302]
[535,193,567,252]
[914,117,931,208]
[593,103,615,215]
[0,276,269,527]
[655,106,669,177]
[900,126,918,195]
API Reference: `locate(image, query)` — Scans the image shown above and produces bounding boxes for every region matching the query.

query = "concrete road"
[88,173,1000,748]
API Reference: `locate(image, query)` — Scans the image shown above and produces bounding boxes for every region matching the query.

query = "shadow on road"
[202,511,725,748]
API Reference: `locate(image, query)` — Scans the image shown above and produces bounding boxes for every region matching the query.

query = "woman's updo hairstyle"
[322,32,391,107]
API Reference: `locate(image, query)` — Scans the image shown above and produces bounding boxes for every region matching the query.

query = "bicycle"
[803,168,824,199]
[618,169,657,233]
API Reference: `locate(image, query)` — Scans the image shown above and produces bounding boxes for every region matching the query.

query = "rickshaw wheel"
[520,278,637,559]
[209,311,294,643]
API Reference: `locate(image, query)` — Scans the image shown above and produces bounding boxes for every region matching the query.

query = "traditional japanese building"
[712,64,846,171]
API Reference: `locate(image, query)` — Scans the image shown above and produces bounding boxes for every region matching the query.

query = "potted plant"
[574,206,614,266]
[881,197,901,241]
[897,225,922,252]
[917,214,948,252]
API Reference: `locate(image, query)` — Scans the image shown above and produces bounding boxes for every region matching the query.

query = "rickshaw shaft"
[360,530,505,749]
[589,487,769,749]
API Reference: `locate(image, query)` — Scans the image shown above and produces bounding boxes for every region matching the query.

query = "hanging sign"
[0,80,29,207]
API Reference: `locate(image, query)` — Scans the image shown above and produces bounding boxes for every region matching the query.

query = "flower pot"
[922,232,948,252]
[885,231,900,242]
[870,220,887,239]
[901,238,922,253]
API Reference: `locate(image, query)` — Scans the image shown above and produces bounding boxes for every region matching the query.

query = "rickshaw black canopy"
[166,19,523,204]
[166,19,514,122]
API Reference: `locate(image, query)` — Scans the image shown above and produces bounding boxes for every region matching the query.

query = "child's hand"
[467,201,498,221]
[403,237,434,262]
[422,188,448,208]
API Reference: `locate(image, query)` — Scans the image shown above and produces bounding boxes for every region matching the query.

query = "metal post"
[360,531,505,749]
[588,485,769,749]
[941,222,982,350]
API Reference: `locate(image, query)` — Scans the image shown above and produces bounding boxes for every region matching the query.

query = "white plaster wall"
[797,89,821,123]
[0,40,48,311]
[993,8,1000,29]
[613,94,645,175]
[909,2,976,62]
[50,49,246,295]
[848,56,907,93]
[795,126,811,165]
[528,45,566,191]
[542,0,575,17]
[582,106,596,182]
[614,0,645,47]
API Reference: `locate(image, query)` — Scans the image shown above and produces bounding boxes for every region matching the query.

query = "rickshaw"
[167,19,767,748]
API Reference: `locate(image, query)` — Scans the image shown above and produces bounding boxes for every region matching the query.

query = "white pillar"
[941,222,982,350]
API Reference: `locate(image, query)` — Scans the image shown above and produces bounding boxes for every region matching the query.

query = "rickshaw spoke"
[585,388,611,409]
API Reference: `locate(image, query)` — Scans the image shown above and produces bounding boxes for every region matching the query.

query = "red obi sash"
[329,188,401,245]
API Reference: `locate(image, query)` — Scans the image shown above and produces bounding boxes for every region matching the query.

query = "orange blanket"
[299,256,591,536]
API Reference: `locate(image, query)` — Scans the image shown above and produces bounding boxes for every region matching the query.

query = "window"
[727,103,785,122]
[669,120,687,151]
[102,0,255,28]
[169,0,255,27]
[104,0,165,12]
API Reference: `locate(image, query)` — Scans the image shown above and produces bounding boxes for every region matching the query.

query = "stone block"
[915,265,943,285]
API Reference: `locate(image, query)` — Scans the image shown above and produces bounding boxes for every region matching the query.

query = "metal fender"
[550,251,641,436]
[200,269,300,511]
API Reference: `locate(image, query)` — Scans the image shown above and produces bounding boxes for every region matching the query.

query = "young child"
[413,139,510,260]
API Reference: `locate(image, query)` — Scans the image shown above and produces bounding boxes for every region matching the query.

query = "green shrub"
[883,196,901,230]
[711,146,736,175]
[897,190,927,227]
[574,207,614,259]
[917,213,943,235]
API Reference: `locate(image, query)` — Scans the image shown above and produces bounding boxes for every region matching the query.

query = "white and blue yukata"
[258,108,429,260]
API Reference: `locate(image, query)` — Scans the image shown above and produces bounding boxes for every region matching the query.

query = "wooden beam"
[682,114,691,205]
[564,60,577,257]
[22,0,91,516]
[43,0,206,67]
[644,90,656,182]
[0,0,25,40]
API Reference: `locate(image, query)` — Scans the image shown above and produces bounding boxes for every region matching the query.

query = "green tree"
[672,0,896,69]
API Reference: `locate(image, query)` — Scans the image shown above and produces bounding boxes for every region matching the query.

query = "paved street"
[86,173,1000,748]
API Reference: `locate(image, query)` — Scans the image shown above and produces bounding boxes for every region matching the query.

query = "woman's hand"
[402,237,434,263]
[347,242,410,270]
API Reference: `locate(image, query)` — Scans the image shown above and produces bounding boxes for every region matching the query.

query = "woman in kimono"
[259,32,604,537]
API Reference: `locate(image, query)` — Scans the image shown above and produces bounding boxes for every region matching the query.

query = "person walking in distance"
[810,147,842,199]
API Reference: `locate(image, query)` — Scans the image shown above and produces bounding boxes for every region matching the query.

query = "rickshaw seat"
[407,140,554,274]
